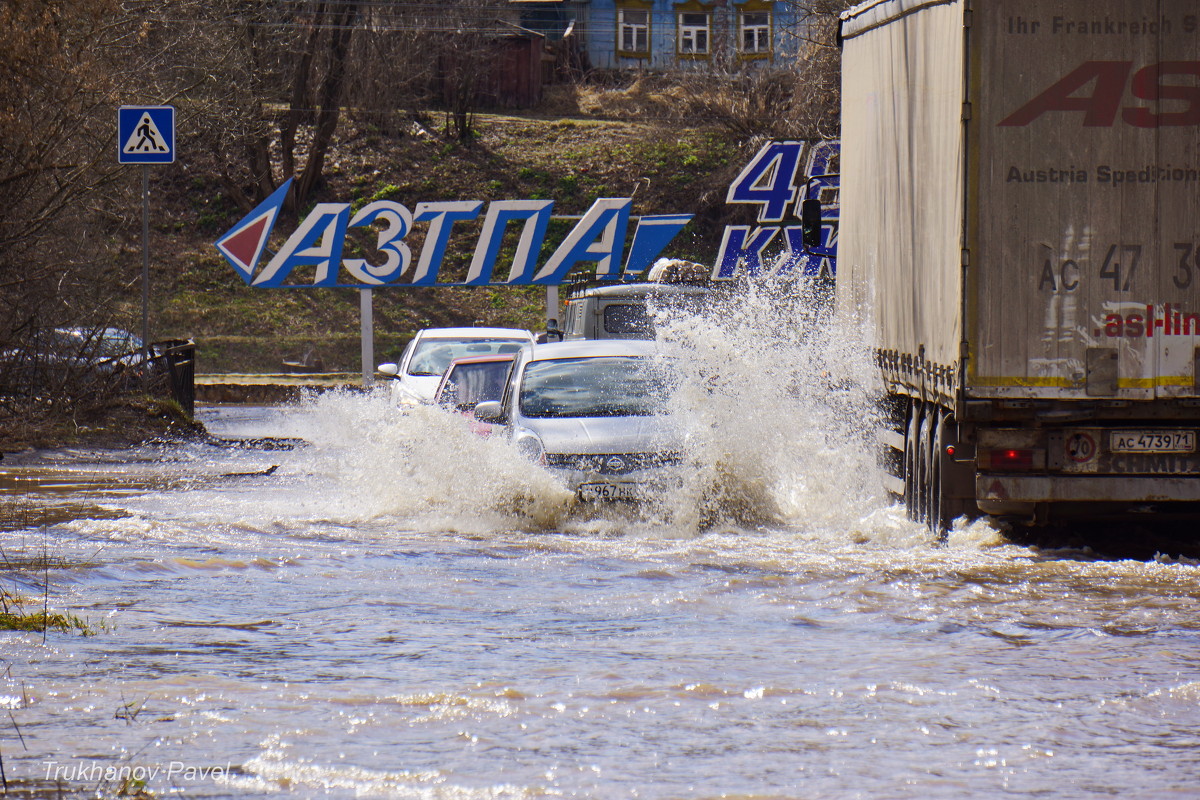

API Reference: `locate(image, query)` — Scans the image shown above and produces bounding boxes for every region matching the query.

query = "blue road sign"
[118,106,175,164]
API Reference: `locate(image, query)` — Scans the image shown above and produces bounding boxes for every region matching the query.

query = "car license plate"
[577,483,640,501]
[1110,430,1196,454]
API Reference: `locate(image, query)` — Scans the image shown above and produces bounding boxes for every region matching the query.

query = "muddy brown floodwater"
[1,396,1197,800]
[4,296,1200,799]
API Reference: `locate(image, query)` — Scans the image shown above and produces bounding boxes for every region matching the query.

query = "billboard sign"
[214,141,839,288]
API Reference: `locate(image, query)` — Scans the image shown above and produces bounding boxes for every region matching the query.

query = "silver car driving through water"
[474,340,683,501]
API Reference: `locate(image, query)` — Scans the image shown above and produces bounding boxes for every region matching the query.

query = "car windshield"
[407,338,528,376]
[519,356,675,418]
[439,360,512,410]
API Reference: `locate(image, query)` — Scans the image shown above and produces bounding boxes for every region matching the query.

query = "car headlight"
[514,431,545,465]
[393,383,424,406]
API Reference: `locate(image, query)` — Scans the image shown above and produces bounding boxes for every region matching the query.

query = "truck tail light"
[980,448,1040,470]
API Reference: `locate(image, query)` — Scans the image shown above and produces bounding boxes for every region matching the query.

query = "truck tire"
[929,411,952,541]
[915,406,934,524]
[932,413,977,538]
[904,403,921,521]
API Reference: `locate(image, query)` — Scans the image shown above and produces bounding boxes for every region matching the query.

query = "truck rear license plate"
[577,483,640,501]
[1110,430,1196,454]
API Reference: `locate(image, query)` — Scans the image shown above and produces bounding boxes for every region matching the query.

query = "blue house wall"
[571,0,801,71]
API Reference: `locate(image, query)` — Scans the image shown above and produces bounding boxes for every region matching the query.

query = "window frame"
[676,11,711,57]
[739,10,772,56]
[617,7,651,58]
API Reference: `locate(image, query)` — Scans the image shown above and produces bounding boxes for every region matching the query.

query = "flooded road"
[2,400,1199,799]
[2,296,1200,798]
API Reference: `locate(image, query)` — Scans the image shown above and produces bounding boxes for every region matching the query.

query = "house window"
[619,9,650,55]
[677,12,710,55]
[740,11,771,54]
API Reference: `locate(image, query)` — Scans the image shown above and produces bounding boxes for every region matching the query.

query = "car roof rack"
[563,260,717,300]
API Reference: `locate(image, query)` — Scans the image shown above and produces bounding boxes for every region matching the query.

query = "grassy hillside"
[142,111,755,373]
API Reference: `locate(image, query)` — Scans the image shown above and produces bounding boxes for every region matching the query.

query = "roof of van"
[565,282,715,300]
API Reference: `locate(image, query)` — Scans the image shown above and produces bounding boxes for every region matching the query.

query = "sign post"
[142,167,150,359]
[546,285,559,329]
[118,105,176,359]
[360,289,374,386]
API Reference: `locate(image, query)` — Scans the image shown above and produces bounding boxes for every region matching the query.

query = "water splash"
[174,275,934,541]
[285,390,575,530]
[649,275,889,535]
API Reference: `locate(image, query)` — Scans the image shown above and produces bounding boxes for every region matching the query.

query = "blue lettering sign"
[254,203,350,287]
[344,201,413,285]
[534,199,631,284]
[715,140,839,279]
[214,141,839,288]
[411,201,484,285]
[714,226,779,279]
[725,141,806,223]
[467,200,554,284]
[216,191,691,287]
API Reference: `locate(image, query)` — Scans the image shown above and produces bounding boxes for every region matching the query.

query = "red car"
[433,354,516,435]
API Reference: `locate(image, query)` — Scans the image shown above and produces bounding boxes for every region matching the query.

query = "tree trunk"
[294,1,357,205]
[280,1,325,186]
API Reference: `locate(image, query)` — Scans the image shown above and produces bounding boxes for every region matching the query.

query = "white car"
[474,339,683,501]
[377,327,533,404]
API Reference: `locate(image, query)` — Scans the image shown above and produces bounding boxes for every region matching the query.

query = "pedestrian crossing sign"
[118,106,175,164]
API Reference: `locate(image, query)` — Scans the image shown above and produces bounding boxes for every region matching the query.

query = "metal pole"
[360,288,374,386]
[141,165,150,361]
[546,285,558,328]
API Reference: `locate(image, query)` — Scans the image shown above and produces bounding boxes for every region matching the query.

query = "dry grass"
[0,499,100,635]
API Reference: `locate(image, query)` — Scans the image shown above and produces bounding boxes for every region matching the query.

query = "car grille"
[545,452,683,475]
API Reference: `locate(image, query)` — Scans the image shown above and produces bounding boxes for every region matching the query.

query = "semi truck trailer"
[835,0,1200,530]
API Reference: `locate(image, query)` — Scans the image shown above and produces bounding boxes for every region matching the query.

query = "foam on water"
[286,390,577,529]
[650,276,886,534]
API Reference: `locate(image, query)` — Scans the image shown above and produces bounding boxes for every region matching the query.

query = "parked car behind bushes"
[0,326,154,401]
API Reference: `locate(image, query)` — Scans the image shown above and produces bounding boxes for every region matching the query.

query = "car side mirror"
[474,401,504,423]
[377,363,399,378]
[800,198,823,248]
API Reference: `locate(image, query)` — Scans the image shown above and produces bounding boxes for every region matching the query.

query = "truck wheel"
[928,411,951,542]
[903,403,921,521]
[915,406,934,524]
[933,414,977,538]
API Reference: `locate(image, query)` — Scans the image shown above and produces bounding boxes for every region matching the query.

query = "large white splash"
[263,275,903,540]
[38,274,1016,557]
[648,275,888,533]
[283,390,576,530]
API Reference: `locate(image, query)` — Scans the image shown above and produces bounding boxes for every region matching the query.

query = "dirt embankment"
[0,395,203,454]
